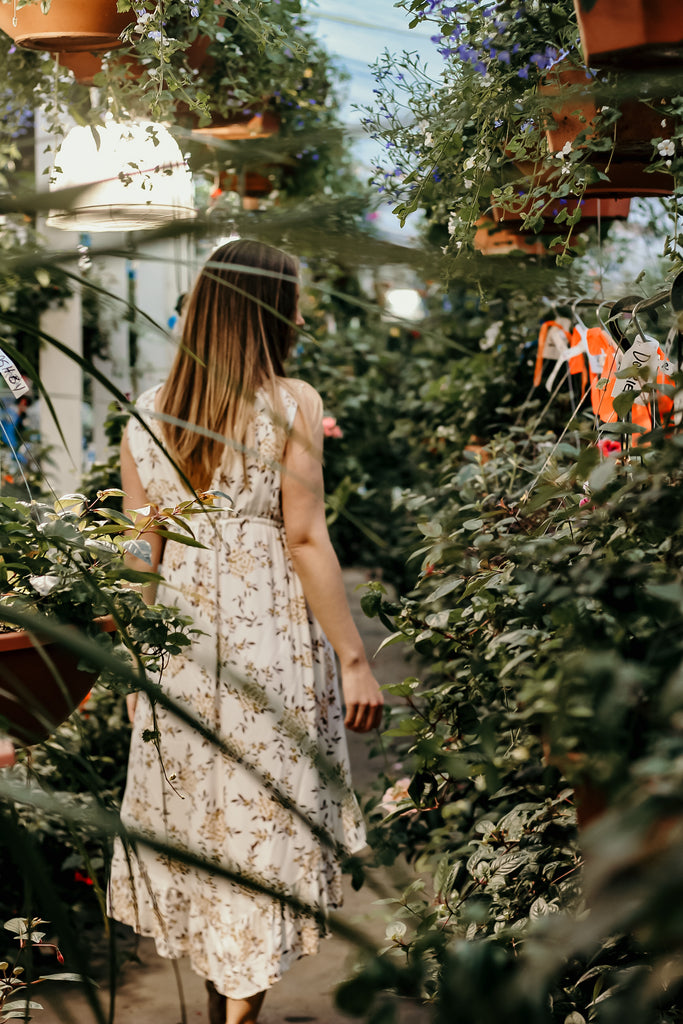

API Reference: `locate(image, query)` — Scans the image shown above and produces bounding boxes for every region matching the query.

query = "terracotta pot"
[474,218,548,256]
[56,49,103,85]
[493,195,630,227]
[0,614,116,745]
[220,170,274,196]
[540,64,675,198]
[573,0,683,68]
[192,110,281,141]
[0,0,133,52]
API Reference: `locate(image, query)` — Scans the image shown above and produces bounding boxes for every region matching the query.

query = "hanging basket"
[56,49,103,85]
[540,63,675,198]
[192,109,281,142]
[0,614,116,746]
[474,219,548,256]
[216,170,275,211]
[573,0,683,68]
[493,195,631,230]
[0,0,134,52]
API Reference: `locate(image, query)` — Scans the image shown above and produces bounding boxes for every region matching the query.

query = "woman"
[107,239,383,1024]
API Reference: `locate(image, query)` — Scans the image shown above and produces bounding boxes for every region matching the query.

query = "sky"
[306,0,438,239]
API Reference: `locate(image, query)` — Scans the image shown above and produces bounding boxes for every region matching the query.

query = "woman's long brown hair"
[157,239,299,491]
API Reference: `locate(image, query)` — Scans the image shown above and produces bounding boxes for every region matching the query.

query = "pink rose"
[322,416,343,439]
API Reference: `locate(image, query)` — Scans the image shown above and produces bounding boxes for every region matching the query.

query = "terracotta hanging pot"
[493,195,631,229]
[474,218,548,256]
[573,0,683,68]
[540,63,675,198]
[216,169,275,210]
[0,0,133,52]
[56,49,103,85]
[0,614,116,745]
[192,109,281,142]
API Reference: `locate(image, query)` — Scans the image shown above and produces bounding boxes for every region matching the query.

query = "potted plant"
[362,0,683,264]
[573,0,683,69]
[0,0,134,52]
[0,490,202,746]
[539,60,675,197]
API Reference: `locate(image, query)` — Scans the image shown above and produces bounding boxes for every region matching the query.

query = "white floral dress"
[107,380,366,999]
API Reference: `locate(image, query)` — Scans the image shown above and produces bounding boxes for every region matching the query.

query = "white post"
[34,108,84,496]
[90,249,131,464]
[38,291,84,495]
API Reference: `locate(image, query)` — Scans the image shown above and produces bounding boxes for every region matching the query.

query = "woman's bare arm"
[282,394,384,733]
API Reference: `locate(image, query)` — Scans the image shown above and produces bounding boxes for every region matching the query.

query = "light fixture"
[384,288,426,322]
[46,120,197,232]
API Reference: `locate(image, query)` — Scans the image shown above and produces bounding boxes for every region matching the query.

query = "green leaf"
[587,457,616,492]
[154,529,207,549]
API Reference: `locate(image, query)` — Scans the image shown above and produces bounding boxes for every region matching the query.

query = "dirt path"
[35,570,429,1024]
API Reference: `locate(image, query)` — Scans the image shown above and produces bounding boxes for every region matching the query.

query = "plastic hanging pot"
[0,614,116,746]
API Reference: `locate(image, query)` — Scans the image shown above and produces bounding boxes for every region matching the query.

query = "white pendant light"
[46,120,197,232]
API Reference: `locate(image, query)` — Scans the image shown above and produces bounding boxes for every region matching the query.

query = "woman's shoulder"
[124,384,163,447]
[278,377,322,417]
[134,383,163,413]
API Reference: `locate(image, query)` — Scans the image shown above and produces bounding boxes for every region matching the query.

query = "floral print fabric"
[107,380,366,999]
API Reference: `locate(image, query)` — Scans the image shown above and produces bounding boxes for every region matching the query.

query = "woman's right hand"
[341,662,384,732]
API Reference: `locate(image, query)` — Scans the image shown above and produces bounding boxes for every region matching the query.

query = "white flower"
[424,131,434,148]
[463,156,477,171]
[29,574,61,596]
[385,921,407,943]
[658,138,675,158]
[556,140,573,159]
[447,212,458,236]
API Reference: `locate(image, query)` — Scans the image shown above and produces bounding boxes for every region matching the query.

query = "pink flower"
[0,738,14,768]
[381,777,412,813]
[322,416,343,439]
[597,438,621,457]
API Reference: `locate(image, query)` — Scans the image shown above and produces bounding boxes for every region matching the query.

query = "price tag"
[0,349,29,399]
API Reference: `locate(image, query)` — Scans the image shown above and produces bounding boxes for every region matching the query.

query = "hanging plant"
[0,0,134,52]
[573,0,683,69]
[363,0,683,265]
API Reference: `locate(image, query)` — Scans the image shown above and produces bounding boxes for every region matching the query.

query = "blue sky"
[309,0,436,124]
[307,0,437,236]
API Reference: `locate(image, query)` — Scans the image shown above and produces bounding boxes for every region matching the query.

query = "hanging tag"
[611,335,662,406]
[0,349,29,399]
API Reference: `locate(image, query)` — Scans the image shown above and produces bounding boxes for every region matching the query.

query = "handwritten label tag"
[610,336,670,406]
[0,349,29,399]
